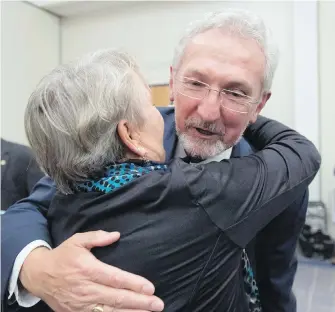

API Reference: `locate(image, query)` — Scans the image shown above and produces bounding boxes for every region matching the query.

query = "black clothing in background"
[1,139,44,210]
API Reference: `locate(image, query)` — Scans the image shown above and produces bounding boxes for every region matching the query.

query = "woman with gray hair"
[25,48,319,312]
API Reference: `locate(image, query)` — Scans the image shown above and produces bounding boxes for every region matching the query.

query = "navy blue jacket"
[1,108,309,312]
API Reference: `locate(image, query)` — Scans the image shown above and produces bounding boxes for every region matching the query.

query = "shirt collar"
[174,140,232,164]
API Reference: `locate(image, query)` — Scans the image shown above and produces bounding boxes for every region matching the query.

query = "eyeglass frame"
[174,76,261,114]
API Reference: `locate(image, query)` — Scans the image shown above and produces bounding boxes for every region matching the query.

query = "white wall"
[292,1,320,210]
[1,1,60,145]
[319,1,335,236]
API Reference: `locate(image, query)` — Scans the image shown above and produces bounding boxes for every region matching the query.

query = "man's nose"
[197,89,221,122]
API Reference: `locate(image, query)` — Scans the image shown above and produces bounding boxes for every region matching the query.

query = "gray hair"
[25,49,149,194]
[172,9,279,92]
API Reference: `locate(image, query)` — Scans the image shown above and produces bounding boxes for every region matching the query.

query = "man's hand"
[19,231,164,312]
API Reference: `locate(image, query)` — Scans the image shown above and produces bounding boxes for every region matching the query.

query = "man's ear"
[249,92,271,123]
[169,66,174,102]
[117,120,144,157]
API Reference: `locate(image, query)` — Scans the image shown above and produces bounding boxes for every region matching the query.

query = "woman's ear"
[117,120,145,157]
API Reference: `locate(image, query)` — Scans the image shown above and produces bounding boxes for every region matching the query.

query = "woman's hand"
[20,231,164,312]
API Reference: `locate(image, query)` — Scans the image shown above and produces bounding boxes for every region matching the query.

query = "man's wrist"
[19,246,51,298]
[8,241,51,307]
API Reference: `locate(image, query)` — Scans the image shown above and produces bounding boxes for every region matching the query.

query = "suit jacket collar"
[158,107,178,161]
[230,137,253,158]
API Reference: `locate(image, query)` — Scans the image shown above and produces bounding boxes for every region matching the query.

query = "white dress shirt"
[8,240,51,306]
[9,144,232,307]
[174,140,232,163]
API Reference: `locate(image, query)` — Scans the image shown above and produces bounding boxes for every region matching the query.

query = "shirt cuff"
[8,240,52,307]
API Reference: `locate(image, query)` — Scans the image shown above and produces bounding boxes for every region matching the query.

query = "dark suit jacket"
[1,139,44,210]
[160,107,309,312]
[1,109,309,312]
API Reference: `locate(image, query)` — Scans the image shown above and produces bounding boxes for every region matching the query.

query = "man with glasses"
[2,9,308,312]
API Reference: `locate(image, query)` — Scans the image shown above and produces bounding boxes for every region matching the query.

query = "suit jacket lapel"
[231,137,254,158]
[158,107,178,161]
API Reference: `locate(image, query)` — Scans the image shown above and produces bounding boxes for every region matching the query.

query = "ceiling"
[28,1,136,17]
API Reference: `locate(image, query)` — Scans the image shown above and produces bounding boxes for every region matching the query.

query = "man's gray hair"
[25,49,149,194]
[172,9,279,92]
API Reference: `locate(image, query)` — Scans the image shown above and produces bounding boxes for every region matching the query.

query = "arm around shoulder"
[193,116,321,247]
[1,176,56,301]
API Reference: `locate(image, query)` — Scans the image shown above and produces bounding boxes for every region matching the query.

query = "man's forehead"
[182,45,231,65]
[183,28,262,59]
[190,29,234,50]
[178,31,265,82]
[179,43,257,80]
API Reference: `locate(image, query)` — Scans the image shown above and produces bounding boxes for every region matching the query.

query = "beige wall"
[319,1,335,236]
[1,1,60,145]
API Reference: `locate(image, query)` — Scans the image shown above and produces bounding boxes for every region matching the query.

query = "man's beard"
[176,117,245,159]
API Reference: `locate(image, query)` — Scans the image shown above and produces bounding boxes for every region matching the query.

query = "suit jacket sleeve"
[182,116,320,248]
[235,133,309,312]
[1,176,55,301]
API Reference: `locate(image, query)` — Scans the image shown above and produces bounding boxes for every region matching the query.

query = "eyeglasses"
[176,77,259,114]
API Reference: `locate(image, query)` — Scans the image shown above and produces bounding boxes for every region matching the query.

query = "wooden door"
[150,85,170,107]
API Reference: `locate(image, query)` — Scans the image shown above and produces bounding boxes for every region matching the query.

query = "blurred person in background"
[1,138,44,211]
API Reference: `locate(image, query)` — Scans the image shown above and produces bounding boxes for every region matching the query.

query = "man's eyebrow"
[224,81,253,94]
[183,69,208,80]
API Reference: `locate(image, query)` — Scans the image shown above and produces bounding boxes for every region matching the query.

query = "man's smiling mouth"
[195,127,219,136]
